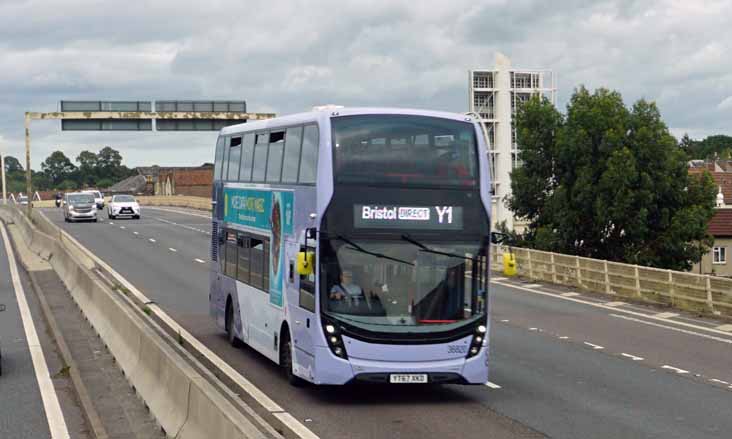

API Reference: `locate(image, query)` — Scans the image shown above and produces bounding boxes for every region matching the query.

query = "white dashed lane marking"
[169,248,177,252]
[561,292,580,297]
[604,301,626,307]
[653,312,679,319]
[523,284,542,288]
[662,365,689,374]
[485,381,502,389]
[119,226,125,229]
[492,277,508,281]
[149,238,156,243]
[621,353,644,361]
[133,232,139,235]
[559,336,569,340]
[584,342,604,350]
[194,258,206,264]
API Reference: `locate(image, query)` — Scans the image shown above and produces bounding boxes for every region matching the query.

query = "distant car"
[107,194,140,220]
[63,192,98,222]
[83,190,105,209]
[17,195,29,205]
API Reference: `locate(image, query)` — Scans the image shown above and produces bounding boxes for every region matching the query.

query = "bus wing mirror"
[297,252,314,276]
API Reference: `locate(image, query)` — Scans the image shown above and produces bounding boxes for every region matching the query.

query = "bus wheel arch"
[279,322,305,386]
[225,295,242,348]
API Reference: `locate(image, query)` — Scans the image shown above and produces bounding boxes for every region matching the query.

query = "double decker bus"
[210,107,492,385]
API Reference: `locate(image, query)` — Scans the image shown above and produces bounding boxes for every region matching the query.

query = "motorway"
[42,206,732,439]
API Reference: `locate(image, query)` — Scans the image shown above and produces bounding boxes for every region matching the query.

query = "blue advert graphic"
[224,188,293,307]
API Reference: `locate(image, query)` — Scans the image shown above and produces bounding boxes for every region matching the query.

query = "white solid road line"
[492,277,508,281]
[710,379,729,385]
[610,314,732,345]
[604,301,626,307]
[194,258,206,263]
[44,211,320,438]
[492,280,732,339]
[662,365,689,374]
[561,292,580,297]
[621,353,644,361]
[653,312,679,319]
[148,238,156,243]
[169,248,177,252]
[583,342,604,350]
[523,284,542,288]
[0,224,71,439]
[485,381,502,389]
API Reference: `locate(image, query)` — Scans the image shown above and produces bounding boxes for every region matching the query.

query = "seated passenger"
[330,270,363,300]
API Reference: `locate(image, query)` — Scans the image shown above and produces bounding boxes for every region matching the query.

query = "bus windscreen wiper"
[400,234,480,262]
[335,235,414,266]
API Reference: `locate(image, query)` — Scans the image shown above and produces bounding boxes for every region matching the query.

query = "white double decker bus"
[210,107,493,385]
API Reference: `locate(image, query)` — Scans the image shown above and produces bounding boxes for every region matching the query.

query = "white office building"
[468,53,556,230]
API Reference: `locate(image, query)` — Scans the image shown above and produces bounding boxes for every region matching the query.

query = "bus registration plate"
[390,373,428,384]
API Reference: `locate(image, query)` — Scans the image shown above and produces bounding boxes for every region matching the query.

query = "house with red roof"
[691,161,732,277]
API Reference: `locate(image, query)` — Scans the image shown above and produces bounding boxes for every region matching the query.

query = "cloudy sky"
[0,0,730,169]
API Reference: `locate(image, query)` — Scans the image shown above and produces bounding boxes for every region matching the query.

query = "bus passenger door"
[287,243,316,379]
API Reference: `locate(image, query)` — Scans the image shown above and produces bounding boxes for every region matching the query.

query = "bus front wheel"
[225,299,242,348]
[280,331,305,387]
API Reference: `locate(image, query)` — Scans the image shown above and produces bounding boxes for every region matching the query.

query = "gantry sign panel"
[60,101,153,131]
[155,100,247,131]
[58,100,249,131]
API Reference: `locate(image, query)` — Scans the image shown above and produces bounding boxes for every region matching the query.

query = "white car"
[107,194,141,219]
[83,190,105,209]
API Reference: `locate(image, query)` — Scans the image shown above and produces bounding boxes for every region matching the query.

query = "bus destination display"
[354,205,463,230]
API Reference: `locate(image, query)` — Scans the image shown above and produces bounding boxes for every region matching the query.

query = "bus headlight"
[322,320,348,359]
[467,323,487,359]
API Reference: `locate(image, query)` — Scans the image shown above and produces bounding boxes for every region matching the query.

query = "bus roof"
[219,107,475,136]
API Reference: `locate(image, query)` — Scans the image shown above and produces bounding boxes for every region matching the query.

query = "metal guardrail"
[491,245,732,317]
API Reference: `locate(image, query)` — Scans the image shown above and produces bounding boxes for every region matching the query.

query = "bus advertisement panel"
[224,187,293,307]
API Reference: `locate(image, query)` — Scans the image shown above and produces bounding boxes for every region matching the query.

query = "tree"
[41,151,77,186]
[97,146,123,174]
[76,150,98,186]
[3,155,23,173]
[508,87,717,271]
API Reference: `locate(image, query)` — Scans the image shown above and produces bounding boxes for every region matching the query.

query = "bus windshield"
[332,115,478,187]
[321,239,487,332]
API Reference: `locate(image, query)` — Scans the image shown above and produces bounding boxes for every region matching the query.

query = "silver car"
[63,192,98,222]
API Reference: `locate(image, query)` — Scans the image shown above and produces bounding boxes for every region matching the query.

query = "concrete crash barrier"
[0,205,268,439]
[137,195,212,212]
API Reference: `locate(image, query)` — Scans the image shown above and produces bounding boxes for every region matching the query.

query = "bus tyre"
[225,300,242,348]
[281,332,305,387]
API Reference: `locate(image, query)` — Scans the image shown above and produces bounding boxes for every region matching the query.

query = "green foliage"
[3,155,23,173]
[681,134,732,160]
[508,86,717,271]
[96,178,114,189]
[41,151,77,186]
[7,146,137,192]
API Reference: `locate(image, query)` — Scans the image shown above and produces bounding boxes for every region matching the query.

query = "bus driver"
[330,270,363,300]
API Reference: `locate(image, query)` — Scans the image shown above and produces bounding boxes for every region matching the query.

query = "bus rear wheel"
[280,332,305,387]
[225,300,241,348]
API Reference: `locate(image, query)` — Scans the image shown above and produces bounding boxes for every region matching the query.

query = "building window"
[473,72,493,89]
[713,247,727,264]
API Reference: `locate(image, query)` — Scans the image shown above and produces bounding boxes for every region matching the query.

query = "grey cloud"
[0,0,730,169]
